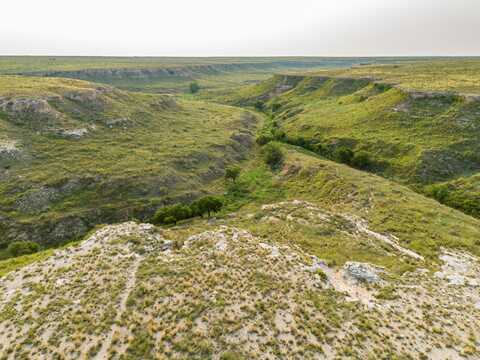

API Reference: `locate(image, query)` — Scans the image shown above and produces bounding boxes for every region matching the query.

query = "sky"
[1,0,479,56]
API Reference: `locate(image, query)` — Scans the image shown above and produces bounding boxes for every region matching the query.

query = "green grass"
[426,173,480,218]
[0,249,54,276]
[313,59,480,95]
[225,143,480,270]
[220,69,480,218]
[0,57,328,74]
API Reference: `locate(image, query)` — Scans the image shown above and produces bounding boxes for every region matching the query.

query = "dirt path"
[93,254,143,360]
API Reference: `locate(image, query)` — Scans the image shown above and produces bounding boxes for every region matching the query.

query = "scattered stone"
[343,262,383,283]
[60,128,89,139]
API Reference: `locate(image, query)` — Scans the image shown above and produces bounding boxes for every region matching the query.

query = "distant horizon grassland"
[0,56,443,74]
[313,58,480,94]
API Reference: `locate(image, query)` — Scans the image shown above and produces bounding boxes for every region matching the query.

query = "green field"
[314,58,480,95]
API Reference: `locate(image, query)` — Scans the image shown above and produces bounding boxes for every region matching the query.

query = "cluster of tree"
[152,196,223,225]
[333,147,373,170]
[256,128,374,171]
[7,241,40,258]
[427,184,480,219]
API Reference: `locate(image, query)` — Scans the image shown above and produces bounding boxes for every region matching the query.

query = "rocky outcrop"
[0,140,22,164]
[20,61,332,82]
[0,97,63,127]
[15,178,93,214]
[434,249,479,287]
[343,262,383,283]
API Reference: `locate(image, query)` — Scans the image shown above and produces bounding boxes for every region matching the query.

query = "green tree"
[256,134,271,146]
[152,204,192,224]
[271,102,282,112]
[225,166,241,182]
[7,241,40,257]
[254,100,265,111]
[335,147,354,165]
[352,151,372,169]
[194,196,223,217]
[189,82,200,94]
[262,143,284,169]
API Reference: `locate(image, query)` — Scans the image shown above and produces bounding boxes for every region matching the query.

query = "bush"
[254,100,265,111]
[225,166,241,182]
[189,82,200,94]
[256,134,272,146]
[271,103,282,112]
[7,241,40,257]
[428,185,449,203]
[335,147,354,165]
[153,196,224,225]
[272,129,286,141]
[262,143,284,169]
[352,151,373,170]
[152,204,192,225]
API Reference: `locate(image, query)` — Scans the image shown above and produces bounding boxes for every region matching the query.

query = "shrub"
[225,166,241,182]
[352,151,373,170]
[272,129,286,141]
[153,196,224,224]
[271,103,282,112]
[152,204,192,225]
[256,134,271,146]
[7,241,40,257]
[335,147,354,165]
[262,143,284,169]
[189,82,200,94]
[312,142,327,155]
[253,100,265,111]
[428,184,449,203]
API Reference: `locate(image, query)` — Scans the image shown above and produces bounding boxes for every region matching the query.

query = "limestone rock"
[343,262,383,283]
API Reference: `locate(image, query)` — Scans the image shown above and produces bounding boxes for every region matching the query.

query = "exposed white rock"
[0,140,22,162]
[60,127,89,139]
[343,261,383,283]
[346,216,424,261]
[259,242,280,257]
[434,249,479,287]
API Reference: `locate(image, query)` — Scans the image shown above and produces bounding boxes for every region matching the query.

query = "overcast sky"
[1,0,478,56]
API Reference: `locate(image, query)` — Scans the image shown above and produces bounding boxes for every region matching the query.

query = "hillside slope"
[2,145,480,359]
[222,71,480,217]
[0,76,258,250]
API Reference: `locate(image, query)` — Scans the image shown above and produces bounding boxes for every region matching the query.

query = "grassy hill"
[1,143,479,358]
[0,75,258,253]
[312,58,480,95]
[1,58,480,359]
[218,62,480,217]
